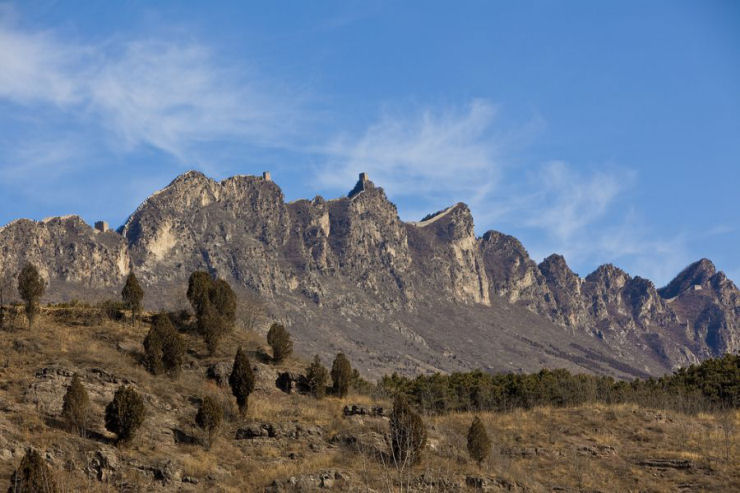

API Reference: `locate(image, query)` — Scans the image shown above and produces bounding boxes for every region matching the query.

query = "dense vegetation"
[379,354,740,415]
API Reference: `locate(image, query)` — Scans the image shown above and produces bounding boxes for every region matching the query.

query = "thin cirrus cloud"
[0,20,303,164]
[317,100,503,211]
[314,100,693,284]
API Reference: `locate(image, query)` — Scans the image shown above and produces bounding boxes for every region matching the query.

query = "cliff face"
[0,171,737,378]
[0,216,129,297]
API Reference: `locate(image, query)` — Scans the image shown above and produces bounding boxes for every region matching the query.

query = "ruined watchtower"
[262,171,272,181]
[348,172,370,198]
[94,221,109,233]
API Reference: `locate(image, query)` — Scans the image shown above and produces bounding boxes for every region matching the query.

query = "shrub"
[467,416,491,465]
[98,299,126,321]
[8,449,58,493]
[229,347,255,415]
[266,323,293,363]
[17,263,45,328]
[331,353,352,398]
[389,395,427,466]
[121,272,144,325]
[305,355,329,399]
[105,385,146,444]
[143,314,185,376]
[195,396,223,448]
[61,374,90,437]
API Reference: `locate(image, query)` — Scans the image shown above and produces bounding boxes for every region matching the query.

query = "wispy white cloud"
[316,100,504,211]
[0,17,304,164]
[314,100,700,284]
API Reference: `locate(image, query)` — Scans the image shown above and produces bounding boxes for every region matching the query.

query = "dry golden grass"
[0,308,737,491]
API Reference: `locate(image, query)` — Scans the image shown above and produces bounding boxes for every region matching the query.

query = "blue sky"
[0,1,738,285]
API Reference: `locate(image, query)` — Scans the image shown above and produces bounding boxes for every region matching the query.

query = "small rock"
[206,362,232,386]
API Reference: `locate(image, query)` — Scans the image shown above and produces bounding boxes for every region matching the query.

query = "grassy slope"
[0,308,737,491]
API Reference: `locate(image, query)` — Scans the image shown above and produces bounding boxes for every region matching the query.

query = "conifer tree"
[467,416,492,466]
[389,395,427,466]
[305,355,329,399]
[143,313,185,376]
[267,323,293,363]
[105,385,146,444]
[187,271,236,354]
[121,272,144,325]
[229,347,255,415]
[61,373,90,437]
[195,396,223,449]
[8,449,58,493]
[17,263,44,328]
[331,353,352,398]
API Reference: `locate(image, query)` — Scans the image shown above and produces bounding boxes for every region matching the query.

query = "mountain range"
[0,171,737,379]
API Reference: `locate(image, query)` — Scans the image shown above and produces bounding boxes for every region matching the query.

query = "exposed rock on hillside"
[1,171,737,378]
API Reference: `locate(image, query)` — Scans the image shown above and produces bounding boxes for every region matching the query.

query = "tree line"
[378,354,740,415]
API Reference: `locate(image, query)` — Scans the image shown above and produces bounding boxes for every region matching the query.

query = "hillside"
[1,309,738,491]
[0,171,737,379]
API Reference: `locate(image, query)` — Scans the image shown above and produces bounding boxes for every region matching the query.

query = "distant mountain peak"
[659,258,717,299]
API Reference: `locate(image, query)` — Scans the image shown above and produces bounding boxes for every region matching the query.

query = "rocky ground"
[1,308,738,491]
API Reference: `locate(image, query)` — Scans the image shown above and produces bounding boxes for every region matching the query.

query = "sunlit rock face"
[0,171,737,377]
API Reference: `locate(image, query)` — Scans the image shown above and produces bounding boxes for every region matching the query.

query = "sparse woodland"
[0,264,738,491]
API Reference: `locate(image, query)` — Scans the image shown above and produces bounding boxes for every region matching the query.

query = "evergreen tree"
[17,263,45,328]
[229,347,255,415]
[305,355,329,399]
[121,272,144,325]
[331,353,352,398]
[267,323,293,363]
[61,374,90,437]
[8,449,58,493]
[466,416,491,466]
[143,314,184,376]
[105,385,146,444]
[187,271,236,354]
[186,271,213,317]
[211,279,237,323]
[389,395,427,466]
[195,396,223,449]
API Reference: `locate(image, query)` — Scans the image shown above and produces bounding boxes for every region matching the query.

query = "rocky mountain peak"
[658,258,717,299]
[0,169,737,378]
[539,254,576,283]
[585,264,630,290]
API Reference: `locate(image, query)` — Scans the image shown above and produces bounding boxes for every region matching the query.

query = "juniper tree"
[198,303,228,355]
[389,395,427,466]
[305,355,329,399]
[17,263,44,328]
[8,449,58,493]
[187,271,236,354]
[229,347,255,415]
[61,373,90,437]
[186,271,212,317]
[211,279,237,322]
[466,416,492,466]
[331,353,352,398]
[105,385,146,444]
[143,313,185,376]
[121,272,144,325]
[267,323,293,363]
[195,395,223,449]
